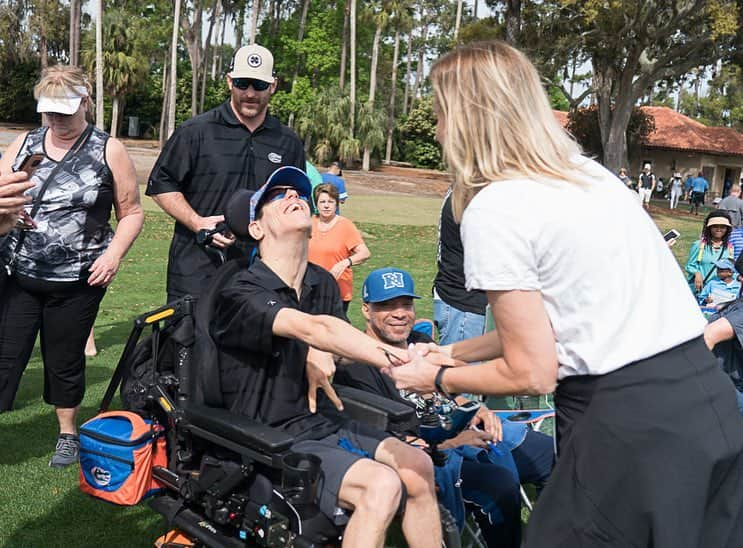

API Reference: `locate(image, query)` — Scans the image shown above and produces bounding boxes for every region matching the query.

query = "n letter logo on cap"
[382,272,405,289]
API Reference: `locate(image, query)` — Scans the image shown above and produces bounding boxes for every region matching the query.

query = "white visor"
[37,86,88,115]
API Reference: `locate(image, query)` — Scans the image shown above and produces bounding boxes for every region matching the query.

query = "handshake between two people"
[305,342,465,411]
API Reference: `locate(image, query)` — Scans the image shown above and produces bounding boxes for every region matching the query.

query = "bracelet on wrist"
[347,257,353,267]
[434,366,451,396]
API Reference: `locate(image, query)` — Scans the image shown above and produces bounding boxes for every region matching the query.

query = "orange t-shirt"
[308,216,364,301]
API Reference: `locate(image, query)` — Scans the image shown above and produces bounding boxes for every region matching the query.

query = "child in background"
[699,259,741,309]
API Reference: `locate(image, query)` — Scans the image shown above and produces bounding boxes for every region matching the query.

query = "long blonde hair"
[430,41,586,221]
[33,65,95,117]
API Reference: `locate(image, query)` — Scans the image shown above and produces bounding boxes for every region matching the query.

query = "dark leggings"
[0,274,105,410]
[460,460,522,548]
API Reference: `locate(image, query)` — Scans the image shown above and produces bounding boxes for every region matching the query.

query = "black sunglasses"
[263,186,309,204]
[231,78,271,91]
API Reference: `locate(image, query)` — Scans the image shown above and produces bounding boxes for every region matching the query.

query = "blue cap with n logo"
[362,267,421,303]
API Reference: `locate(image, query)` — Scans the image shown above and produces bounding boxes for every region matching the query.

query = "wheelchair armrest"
[185,403,294,454]
[335,385,418,434]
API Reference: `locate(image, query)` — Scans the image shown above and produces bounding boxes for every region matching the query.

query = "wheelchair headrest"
[224,189,255,239]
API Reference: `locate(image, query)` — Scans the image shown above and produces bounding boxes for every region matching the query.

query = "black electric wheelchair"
[95,189,480,547]
[100,283,470,547]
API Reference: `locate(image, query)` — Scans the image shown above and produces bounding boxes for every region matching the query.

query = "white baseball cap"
[229,44,274,83]
[37,85,88,115]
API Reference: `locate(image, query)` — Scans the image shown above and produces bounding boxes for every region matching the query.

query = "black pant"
[0,274,105,410]
[525,337,743,547]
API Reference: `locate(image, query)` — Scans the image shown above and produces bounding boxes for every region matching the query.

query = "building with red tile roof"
[556,107,743,197]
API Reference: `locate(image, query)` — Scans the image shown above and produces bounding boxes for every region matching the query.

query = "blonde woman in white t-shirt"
[386,40,743,547]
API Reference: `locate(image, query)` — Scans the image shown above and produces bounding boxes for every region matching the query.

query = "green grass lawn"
[0,198,705,548]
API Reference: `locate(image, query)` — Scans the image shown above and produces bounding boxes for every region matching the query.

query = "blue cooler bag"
[79,411,166,505]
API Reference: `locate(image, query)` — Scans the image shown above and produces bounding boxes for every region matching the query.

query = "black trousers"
[0,274,105,410]
[524,337,743,547]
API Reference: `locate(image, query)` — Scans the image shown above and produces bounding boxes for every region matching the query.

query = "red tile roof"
[554,106,743,157]
[642,106,743,157]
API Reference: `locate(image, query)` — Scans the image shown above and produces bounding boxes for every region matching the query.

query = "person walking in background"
[307,183,369,313]
[718,183,743,259]
[146,44,305,303]
[637,163,655,210]
[689,171,710,215]
[0,66,143,467]
[385,40,743,547]
[321,161,348,205]
[669,171,683,210]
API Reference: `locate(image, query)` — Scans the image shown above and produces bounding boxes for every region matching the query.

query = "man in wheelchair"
[177,166,442,547]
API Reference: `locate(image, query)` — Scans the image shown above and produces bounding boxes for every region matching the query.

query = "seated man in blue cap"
[334,267,555,548]
[699,259,741,308]
[209,166,441,548]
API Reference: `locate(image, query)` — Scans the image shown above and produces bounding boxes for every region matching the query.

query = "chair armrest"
[335,385,418,434]
[185,403,294,454]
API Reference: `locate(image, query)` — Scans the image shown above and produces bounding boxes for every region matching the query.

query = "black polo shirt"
[433,190,488,314]
[146,101,306,300]
[212,259,346,441]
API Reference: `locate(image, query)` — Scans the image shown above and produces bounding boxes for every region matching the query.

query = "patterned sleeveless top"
[1,125,115,281]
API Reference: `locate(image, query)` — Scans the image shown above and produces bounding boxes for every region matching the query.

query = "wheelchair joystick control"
[281,453,322,506]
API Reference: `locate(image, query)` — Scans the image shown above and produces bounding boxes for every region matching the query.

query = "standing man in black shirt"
[147,44,305,302]
[210,166,441,547]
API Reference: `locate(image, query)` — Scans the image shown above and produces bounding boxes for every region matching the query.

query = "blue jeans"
[434,298,486,346]
[736,390,743,417]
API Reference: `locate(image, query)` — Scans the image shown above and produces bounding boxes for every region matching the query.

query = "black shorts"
[291,421,391,525]
[692,191,705,205]
[0,274,105,410]
[524,337,743,547]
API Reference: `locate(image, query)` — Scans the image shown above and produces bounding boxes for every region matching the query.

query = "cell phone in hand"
[663,229,680,242]
[16,153,45,178]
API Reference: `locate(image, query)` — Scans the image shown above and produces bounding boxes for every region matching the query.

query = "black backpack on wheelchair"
[100,258,462,547]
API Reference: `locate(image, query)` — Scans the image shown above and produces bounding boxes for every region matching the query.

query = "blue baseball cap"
[715,259,735,271]
[362,267,421,303]
[249,166,312,222]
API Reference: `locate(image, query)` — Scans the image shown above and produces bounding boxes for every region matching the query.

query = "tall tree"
[385,28,401,162]
[250,0,261,43]
[339,0,350,90]
[362,3,387,170]
[167,0,182,139]
[529,0,739,171]
[69,0,81,65]
[349,0,356,136]
[95,0,104,130]
[180,0,204,117]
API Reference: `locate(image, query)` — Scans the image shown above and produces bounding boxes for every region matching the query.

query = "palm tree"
[69,0,81,66]
[339,0,349,91]
[250,0,261,44]
[82,9,148,137]
[95,0,104,130]
[180,0,204,117]
[167,0,181,139]
[361,2,387,171]
[349,0,356,136]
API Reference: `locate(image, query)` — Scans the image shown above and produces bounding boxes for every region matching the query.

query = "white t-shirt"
[461,157,706,379]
